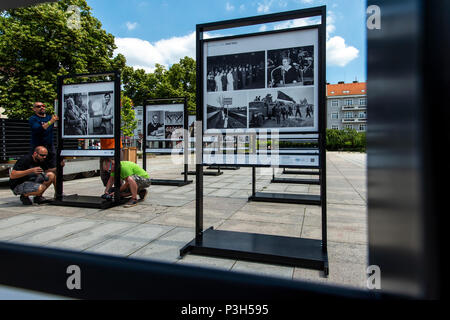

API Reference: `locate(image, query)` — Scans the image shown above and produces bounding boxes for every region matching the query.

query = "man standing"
[9,146,56,205]
[29,102,59,171]
[101,93,113,135]
[103,159,151,208]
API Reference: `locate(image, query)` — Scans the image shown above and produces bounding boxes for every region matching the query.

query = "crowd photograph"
[207,51,265,92]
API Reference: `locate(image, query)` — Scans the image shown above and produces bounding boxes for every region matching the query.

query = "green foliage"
[326,128,366,152]
[0,0,125,119]
[122,57,196,112]
[120,93,137,137]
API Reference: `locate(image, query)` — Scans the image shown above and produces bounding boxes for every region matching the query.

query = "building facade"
[326,81,367,132]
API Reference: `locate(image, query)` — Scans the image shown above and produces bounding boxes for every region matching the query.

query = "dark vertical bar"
[55,76,64,200]
[142,103,147,171]
[113,72,121,204]
[252,166,256,197]
[195,26,204,239]
[319,7,327,253]
[184,97,188,182]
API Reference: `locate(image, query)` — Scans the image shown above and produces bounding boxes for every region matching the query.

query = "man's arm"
[104,175,114,194]
[41,115,59,130]
[10,167,42,180]
[29,117,46,134]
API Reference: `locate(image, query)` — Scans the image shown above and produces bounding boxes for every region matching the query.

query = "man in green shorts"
[103,159,151,207]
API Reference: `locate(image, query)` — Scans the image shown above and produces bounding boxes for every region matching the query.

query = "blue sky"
[87,0,367,84]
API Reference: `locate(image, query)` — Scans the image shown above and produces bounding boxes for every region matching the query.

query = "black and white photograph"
[248,88,315,129]
[88,91,114,136]
[165,111,183,125]
[207,93,248,130]
[207,51,265,92]
[147,110,165,140]
[63,93,88,136]
[267,45,314,88]
[165,125,183,140]
[62,81,115,138]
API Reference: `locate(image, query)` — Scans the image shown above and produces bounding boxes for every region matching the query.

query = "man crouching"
[9,146,56,205]
[103,158,151,208]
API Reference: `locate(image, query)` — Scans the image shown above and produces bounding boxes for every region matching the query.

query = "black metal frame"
[52,71,124,209]
[180,6,329,275]
[143,97,193,187]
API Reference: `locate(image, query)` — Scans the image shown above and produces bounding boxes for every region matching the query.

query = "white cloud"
[257,0,274,13]
[125,21,138,31]
[259,24,268,32]
[326,36,359,67]
[226,2,235,11]
[273,17,319,30]
[239,4,246,12]
[115,32,196,73]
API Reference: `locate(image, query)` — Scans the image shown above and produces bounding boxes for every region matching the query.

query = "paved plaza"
[0,152,368,291]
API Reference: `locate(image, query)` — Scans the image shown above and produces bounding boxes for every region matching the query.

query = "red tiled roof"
[327,82,366,96]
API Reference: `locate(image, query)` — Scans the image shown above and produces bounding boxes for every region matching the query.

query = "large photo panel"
[203,27,319,134]
[62,81,115,138]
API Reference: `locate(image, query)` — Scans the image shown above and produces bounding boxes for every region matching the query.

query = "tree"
[122,57,196,113]
[120,93,137,137]
[0,0,126,119]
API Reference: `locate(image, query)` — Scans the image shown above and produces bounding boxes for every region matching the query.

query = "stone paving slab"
[0,152,369,290]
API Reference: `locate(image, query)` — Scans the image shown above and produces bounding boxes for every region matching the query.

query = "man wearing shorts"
[103,159,151,208]
[9,146,56,205]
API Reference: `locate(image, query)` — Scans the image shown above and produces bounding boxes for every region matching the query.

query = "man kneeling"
[103,158,151,208]
[9,146,56,205]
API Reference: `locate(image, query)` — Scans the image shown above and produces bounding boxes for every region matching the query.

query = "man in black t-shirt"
[9,146,56,205]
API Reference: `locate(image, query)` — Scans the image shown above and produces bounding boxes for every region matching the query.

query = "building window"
[331,100,338,107]
[330,91,335,94]
[343,90,350,94]
[344,112,353,119]
[346,99,353,106]
[344,124,353,130]
[360,98,367,105]
[359,124,366,131]
[358,111,366,119]
[137,108,143,116]
[362,89,365,93]
[138,120,142,127]
[331,113,339,119]
[331,125,339,130]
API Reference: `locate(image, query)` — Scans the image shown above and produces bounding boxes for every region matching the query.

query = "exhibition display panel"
[52,71,124,209]
[180,6,329,275]
[143,97,193,186]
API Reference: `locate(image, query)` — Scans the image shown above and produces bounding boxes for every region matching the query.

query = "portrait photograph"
[147,110,165,140]
[88,91,114,136]
[63,92,88,137]
[267,45,314,88]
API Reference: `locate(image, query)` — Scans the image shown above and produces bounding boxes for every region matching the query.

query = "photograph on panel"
[87,91,114,136]
[165,125,183,140]
[267,45,314,88]
[165,111,183,125]
[206,93,248,129]
[63,93,88,136]
[248,87,314,129]
[207,51,265,92]
[147,110,165,140]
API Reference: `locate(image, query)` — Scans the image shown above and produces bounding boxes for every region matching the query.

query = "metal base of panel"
[150,179,193,187]
[50,194,128,209]
[181,171,224,176]
[271,177,320,185]
[207,166,240,170]
[282,169,320,175]
[249,192,321,205]
[180,227,328,275]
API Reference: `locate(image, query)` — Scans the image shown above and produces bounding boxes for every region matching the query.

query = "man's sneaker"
[138,189,148,201]
[20,195,32,205]
[33,196,48,205]
[123,198,138,208]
